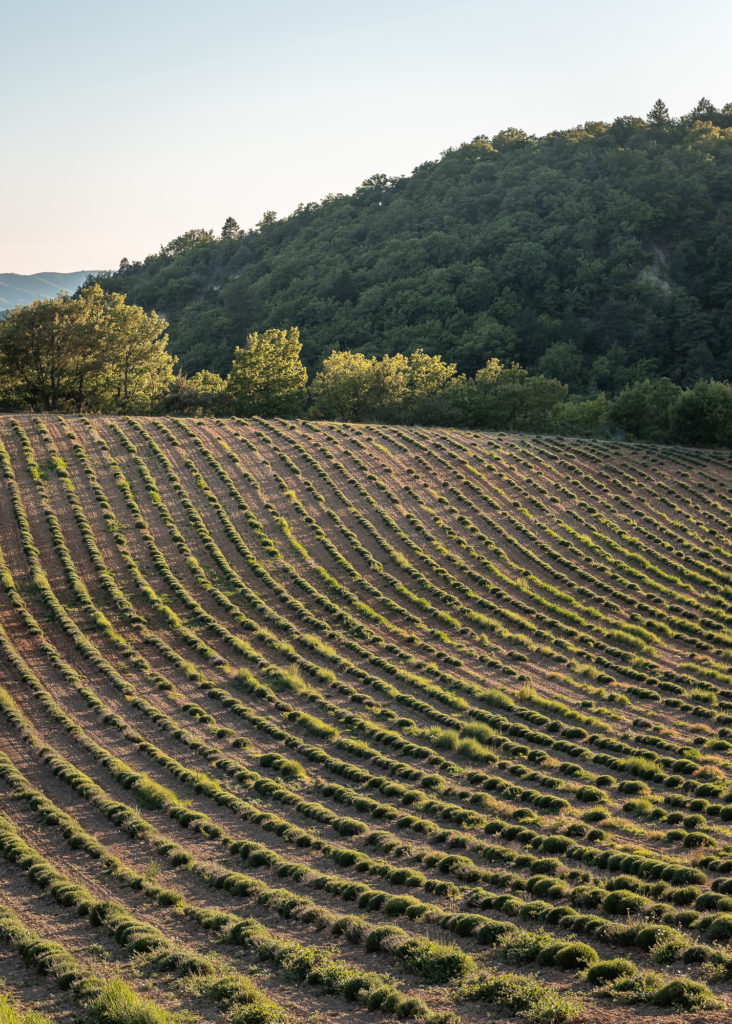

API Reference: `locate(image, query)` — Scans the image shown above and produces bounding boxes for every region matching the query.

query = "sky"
[3,0,731,274]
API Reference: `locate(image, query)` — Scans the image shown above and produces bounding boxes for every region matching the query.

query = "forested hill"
[95,102,732,391]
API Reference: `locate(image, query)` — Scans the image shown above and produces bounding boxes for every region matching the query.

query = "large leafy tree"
[609,377,681,441]
[671,380,732,446]
[310,351,378,420]
[226,327,307,416]
[92,288,174,410]
[310,348,457,422]
[309,350,378,417]
[0,284,173,412]
[161,229,215,258]
[459,359,567,430]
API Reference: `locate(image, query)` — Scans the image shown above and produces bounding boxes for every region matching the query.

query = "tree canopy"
[226,327,307,416]
[94,99,732,395]
[3,98,728,446]
[310,349,457,422]
[0,285,174,412]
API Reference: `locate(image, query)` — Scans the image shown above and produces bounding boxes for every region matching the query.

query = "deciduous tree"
[226,327,307,416]
[0,285,173,412]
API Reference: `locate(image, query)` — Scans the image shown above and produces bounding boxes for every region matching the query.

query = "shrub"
[540,836,571,854]
[258,754,306,781]
[705,913,732,941]
[684,831,717,848]
[602,890,651,915]
[652,978,722,1010]
[499,929,556,963]
[458,969,585,1021]
[650,932,691,964]
[606,874,641,893]
[544,907,579,926]
[603,969,664,1002]
[585,958,636,985]
[568,885,602,909]
[547,881,571,900]
[635,925,679,951]
[553,942,599,970]
[364,926,403,953]
[397,938,474,983]
[84,977,193,1024]
[519,901,553,922]
[618,780,649,795]
[661,866,706,885]
[671,885,701,906]
[530,857,562,876]
[0,996,55,1024]
[536,942,566,967]
[576,786,605,803]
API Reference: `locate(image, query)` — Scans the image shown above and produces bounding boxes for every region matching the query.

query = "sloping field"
[0,415,730,1024]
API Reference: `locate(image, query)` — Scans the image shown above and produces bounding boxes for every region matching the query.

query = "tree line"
[92,98,732,396]
[2,290,730,447]
[167,328,732,447]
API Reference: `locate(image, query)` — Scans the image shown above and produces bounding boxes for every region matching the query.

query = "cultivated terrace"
[0,414,729,1024]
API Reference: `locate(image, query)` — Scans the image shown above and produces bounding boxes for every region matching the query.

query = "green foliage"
[458,970,585,1021]
[396,937,473,983]
[704,912,732,940]
[585,958,636,985]
[651,978,722,1011]
[98,106,732,399]
[0,996,55,1024]
[601,969,665,1003]
[608,378,681,442]
[0,285,173,413]
[602,889,651,915]
[310,349,457,423]
[552,942,599,970]
[83,977,182,1024]
[671,380,732,446]
[158,369,229,415]
[575,786,605,803]
[635,925,680,951]
[160,228,215,259]
[226,327,307,416]
[650,933,691,964]
[459,360,567,431]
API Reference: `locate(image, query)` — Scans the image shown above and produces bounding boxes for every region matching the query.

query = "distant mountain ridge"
[0,272,98,312]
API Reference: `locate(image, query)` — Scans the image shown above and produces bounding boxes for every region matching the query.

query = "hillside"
[95,107,732,391]
[0,416,730,1023]
[0,272,98,312]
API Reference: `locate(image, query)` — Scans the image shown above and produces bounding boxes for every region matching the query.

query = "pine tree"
[687,97,718,122]
[221,216,241,240]
[647,98,671,125]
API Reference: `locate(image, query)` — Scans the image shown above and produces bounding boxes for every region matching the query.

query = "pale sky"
[3,0,731,273]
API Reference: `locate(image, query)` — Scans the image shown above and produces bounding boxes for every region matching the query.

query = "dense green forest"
[93,99,732,393]
[3,99,728,444]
